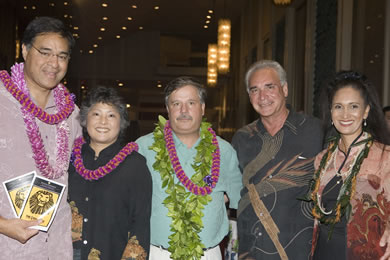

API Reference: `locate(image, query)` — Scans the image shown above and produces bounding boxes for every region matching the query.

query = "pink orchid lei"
[164,121,220,195]
[0,63,73,179]
[0,66,75,125]
[72,137,139,180]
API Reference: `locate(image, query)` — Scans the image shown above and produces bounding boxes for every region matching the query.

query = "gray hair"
[79,86,129,141]
[245,60,287,93]
[164,76,207,105]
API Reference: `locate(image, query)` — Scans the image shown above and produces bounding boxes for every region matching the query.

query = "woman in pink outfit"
[308,71,390,260]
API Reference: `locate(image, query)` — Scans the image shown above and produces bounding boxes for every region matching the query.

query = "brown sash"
[247,183,288,260]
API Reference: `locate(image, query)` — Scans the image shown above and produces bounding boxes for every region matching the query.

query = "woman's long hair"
[320,70,390,145]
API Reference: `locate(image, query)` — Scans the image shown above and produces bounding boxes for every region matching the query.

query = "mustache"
[176,114,192,120]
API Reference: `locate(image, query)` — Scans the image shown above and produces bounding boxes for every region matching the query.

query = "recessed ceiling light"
[23,6,27,9]
[100,27,106,31]
[157,83,162,88]
[102,17,108,20]
[69,16,73,18]
[64,14,68,18]
[122,26,127,30]
[132,5,137,8]
[93,44,98,48]
[80,50,83,53]
[139,26,143,30]
[72,33,79,37]
[154,6,159,10]
[206,15,211,19]
[73,26,79,30]
[205,20,210,24]
[127,17,133,21]
[208,9,214,13]
[204,25,208,29]
[118,82,124,87]
[64,2,68,6]
[32,5,36,10]
[49,3,55,7]
[88,50,93,54]
[116,35,121,39]
[126,104,131,108]
[81,85,85,89]
[98,36,103,40]
[102,3,108,7]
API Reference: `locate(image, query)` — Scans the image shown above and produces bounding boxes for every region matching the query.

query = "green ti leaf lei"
[149,116,216,260]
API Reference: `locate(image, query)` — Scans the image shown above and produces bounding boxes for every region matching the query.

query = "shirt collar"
[256,105,301,135]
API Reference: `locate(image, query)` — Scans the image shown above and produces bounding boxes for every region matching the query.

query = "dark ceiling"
[15,0,244,55]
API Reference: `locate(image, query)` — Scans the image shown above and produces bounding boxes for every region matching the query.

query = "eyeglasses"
[31,45,70,62]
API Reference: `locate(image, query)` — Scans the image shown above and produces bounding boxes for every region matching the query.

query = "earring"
[331,121,334,126]
[364,119,367,127]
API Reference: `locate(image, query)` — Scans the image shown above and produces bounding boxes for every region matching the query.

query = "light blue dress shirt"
[136,131,242,248]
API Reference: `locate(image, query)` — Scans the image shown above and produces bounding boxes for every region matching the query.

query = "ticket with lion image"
[19,175,66,231]
[2,171,36,217]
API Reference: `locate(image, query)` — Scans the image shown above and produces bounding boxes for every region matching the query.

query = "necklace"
[0,63,72,179]
[164,120,220,195]
[309,132,372,232]
[72,137,139,180]
[333,144,365,178]
[150,116,220,260]
[0,66,74,125]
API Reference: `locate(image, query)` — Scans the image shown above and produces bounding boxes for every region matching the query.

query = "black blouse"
[68,140,152,260]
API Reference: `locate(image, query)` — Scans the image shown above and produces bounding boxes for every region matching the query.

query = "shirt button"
[84,218,88,222]
[85,197,89,201]
[83,240,88,245]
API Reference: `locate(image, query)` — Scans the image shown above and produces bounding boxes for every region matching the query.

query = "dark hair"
[321,70,390,145]
[164,76,207,105]
[245,60,287,93]
[79,86,130,142]
[22,16,75,53]
[383,106,390,114]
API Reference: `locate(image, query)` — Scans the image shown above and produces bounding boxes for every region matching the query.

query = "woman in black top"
[68,86,152,260]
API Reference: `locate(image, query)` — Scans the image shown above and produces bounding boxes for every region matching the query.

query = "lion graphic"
[29,190,54,215]
[15,186,29,209]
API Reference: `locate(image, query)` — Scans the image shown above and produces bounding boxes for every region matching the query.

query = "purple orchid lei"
[164,121,220,195]
[1,63,73,179]
[72,137,139,180]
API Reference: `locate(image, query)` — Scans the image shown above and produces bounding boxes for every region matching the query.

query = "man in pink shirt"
[0,16,81,259]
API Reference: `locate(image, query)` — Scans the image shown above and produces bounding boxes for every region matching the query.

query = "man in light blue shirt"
[136,76,242,260]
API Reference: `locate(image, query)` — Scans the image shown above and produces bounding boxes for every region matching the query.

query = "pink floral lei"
[71,137,139,180]
[164,121,220,195]
[0,63,74,179]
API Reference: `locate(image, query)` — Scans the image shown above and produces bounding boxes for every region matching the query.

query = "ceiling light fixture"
[102,3,108,7]
[139,26,143,30]
[88,50,93,54]
[273,0,291,4]
[132,5,137,9]
[102,17,108,20]
[122,26,127,30]
[116,35,121,39]
[127,17,133,20]
[100,27,105,31]
[204,25,208,29]
[207,43,218,86]
[154,6,159,10]
[98,36,102,40]
[93,44,98,48]
[217,19,231,74]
